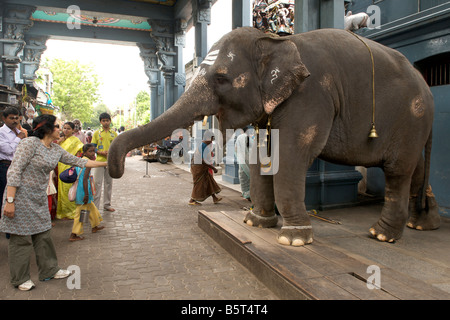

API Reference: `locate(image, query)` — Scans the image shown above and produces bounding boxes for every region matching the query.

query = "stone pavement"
[0,155,278,300]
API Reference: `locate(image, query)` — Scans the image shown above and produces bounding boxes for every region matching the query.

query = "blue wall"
[429,85,450,215]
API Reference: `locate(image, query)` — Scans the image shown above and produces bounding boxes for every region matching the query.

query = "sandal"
[69,235,84,242]
[104,207,115,212]
[92,226,105,233]
[213,197,223,204]
[188,201,201,206]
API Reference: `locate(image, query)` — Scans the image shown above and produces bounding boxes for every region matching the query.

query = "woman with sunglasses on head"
[56,121,84,220]
[0,114,107,291]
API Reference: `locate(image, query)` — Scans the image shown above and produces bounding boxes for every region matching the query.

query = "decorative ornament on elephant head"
[108,27,440,247]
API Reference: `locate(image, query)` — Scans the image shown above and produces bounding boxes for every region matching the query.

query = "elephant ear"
[255,36,310,114]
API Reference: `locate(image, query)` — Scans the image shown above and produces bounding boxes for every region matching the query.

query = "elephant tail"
[421,128,433,209]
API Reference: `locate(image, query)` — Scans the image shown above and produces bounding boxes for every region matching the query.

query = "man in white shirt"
[0,107,26,217]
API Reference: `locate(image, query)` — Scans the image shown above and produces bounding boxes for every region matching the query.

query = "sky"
[39,0,232,112]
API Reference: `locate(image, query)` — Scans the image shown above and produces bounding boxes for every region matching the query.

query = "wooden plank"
[200,210,323,280]
[217,210,402,300]
[199,210,364,300]
[326,273,399,300]
[301,277,359,300]
[304,238,450,299]
[199,210,450,300]
[224,210,450,299]
[220,211,370,277]
[198,212,315,299]
[378,268,450,300]
[199,210,253,245]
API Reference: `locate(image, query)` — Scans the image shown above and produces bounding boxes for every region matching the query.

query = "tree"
[44,58,101,122]
[83,103,110,130]
[135,90,151,125]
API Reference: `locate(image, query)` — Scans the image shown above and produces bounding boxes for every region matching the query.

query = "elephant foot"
[369,220,403,243]
[244,209,278,228]
[278,226,313,247]
[407,195,441,231]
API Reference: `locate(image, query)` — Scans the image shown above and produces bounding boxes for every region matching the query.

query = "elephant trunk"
[108,89,214,178]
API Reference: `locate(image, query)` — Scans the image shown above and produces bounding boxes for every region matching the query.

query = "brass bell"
[369,124,379,138]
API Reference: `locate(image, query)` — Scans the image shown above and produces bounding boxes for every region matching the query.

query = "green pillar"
[294,0,345,33]
[232,0,252,29]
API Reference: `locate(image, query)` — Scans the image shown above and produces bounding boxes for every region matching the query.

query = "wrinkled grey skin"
[108,27,440,246]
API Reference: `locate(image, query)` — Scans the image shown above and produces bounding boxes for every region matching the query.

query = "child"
[91,112,117,212]
[69,144,105,241]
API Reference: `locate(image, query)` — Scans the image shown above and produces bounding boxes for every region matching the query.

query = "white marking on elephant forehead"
[271,68,280,84]
[227,51,236,61]
[201,49,220,66]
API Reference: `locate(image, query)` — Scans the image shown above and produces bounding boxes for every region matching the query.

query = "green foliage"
[112,90,150,130]
[83,103,110,130]
[45,58,101,122]
[136,90,151,125]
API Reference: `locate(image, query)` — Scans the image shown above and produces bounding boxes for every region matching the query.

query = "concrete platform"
[198,207,450,300]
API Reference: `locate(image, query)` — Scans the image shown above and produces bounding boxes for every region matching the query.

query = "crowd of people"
[0,108,117,291]
[0,106,255,292]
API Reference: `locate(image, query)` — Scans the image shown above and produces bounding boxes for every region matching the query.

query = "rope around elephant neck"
[347,30,378,138]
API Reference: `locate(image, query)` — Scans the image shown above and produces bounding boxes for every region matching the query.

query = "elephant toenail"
[377,234,386,241]
[278,236,291,246]
[246,220,253,227]
[416,226,423,230]
[369,228,376,236]
[292,239,305,246]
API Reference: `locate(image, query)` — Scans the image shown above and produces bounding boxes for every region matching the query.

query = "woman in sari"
[189,135,222,205]
[56,122,84,219]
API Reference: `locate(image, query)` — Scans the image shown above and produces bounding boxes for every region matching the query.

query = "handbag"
[60,166,78,183]
[68,168,80,202]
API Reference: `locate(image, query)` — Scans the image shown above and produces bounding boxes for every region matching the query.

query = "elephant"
[108,27,440,246]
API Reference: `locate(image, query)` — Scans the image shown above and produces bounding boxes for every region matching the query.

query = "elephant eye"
[214,74,229,86]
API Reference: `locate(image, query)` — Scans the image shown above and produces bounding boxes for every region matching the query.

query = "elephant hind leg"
[407,157,441,230]
[370,172,412,242]
[407,186,440,231]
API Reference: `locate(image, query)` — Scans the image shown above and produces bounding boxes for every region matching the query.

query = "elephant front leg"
[243,163,278,228]
[273,167,313,247]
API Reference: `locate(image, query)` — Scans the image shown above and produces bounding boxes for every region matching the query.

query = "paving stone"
[0,156,279,300]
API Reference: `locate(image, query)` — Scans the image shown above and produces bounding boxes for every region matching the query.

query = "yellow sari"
[56,136,84,219]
